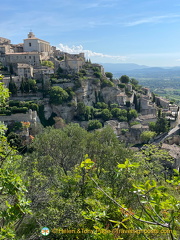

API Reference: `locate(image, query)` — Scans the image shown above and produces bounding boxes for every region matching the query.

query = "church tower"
[28,31,35,39]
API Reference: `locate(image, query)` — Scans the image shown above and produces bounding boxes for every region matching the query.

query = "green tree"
[28,79,38,93]
[76,102,86,120]
[49,86,69,105]
[16,123,180,240]
[0,82,9,106]
[101,109,112,121]
[155,117,169,134]
[9,77,17,95]
[87,120,102,131]
[96,102,108,109]
[140,131,156,143]
[20,79,25,94]
[105,72,113,80]
[111,108,121,118]
[0,86,30,239]
[127,109,138,121]
[101,79,114,88]
[24,80,30,93]
[149,121,156,131]
[120,75,130,84]
[41,60,54,68]
[130,78,139,86]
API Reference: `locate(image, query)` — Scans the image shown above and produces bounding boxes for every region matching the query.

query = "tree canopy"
[120,75,130,84]
[49,86,69,105]
[41,60,54,68]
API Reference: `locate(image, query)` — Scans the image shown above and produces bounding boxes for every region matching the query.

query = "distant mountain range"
[101,63,180,79]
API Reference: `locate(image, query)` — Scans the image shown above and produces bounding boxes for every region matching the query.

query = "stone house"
[5,52,42,67]
[16,63,33,80]
[155,96,169,109]
[140,97,157,115]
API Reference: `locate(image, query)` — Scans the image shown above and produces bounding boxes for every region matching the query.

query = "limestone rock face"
[44,104,53,120]
[51,104,76,123]
[75,78,100,106]
[101,87,121,104]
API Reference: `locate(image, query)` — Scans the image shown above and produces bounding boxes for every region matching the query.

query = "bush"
[29,103,39,111]
[111,108,127,119]
[120,75,130,84]
[7,122,22,133]
[149,122,156,131]
[92,67,100,72]
[49,86,69,105]
[95,102,108,109]
[101,109,112,121]
[111,108,121,118]
[93,110,102,118]
[127,109,138,121]
[92,78,100,85]
[101,79,114,88]
[121,129,129,135]
[118,83,125,89]
[130,121,139,126]
[140,131,156,143]
[94,72,102,78]
[105,72,113,80]
[10,107,28,114]
[117,116,128,122]
[9,100,20,107]
[79,69,87,76]
[110,103,118,109]
[87,120,102,131]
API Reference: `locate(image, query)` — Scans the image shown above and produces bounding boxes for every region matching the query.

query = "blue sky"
[2,0,180,66]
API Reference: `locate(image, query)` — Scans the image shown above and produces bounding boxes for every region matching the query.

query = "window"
[29,42,31,47]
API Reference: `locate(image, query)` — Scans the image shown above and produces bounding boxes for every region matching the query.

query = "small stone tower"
[28,31,35,39]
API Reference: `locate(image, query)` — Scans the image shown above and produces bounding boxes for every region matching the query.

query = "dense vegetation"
[0,83,180,240]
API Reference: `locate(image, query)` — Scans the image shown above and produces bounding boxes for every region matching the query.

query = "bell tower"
[28,31,35,38]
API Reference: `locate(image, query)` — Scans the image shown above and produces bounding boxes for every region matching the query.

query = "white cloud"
[125,14,180,26]
[57,43,128,61]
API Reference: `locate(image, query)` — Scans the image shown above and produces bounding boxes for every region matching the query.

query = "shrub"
[49,86,69,105]
[87,120,102,131]
[121,129,129,135]
[120,75,130,84]
[96,102,108,109]
[130,121,139,126]
[92,78,100,85]
[105,72,113,80]
[101,109,112,121]
[11,107,28,114]
[111,108,121,118]
[117,116,128,122]
[9,100,20,107]
[140,131,156,143]
[118,83,125,89]
[127,109,138,121]
[101,79,114,88]
[94,72,102,78]
[110,103,118,109]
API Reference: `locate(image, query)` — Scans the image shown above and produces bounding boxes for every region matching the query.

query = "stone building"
[23,32,51,54]
[5,52,42,67]
[16,63,33,80]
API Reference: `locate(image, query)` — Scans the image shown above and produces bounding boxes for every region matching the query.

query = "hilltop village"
[0,32,180,148]
[1,33,180,240]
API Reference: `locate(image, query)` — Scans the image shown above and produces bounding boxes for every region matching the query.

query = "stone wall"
[0,110,40,125]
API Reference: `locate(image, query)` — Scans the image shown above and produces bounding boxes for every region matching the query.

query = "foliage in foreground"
[11,125,179,240]
[0,83,180,240]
